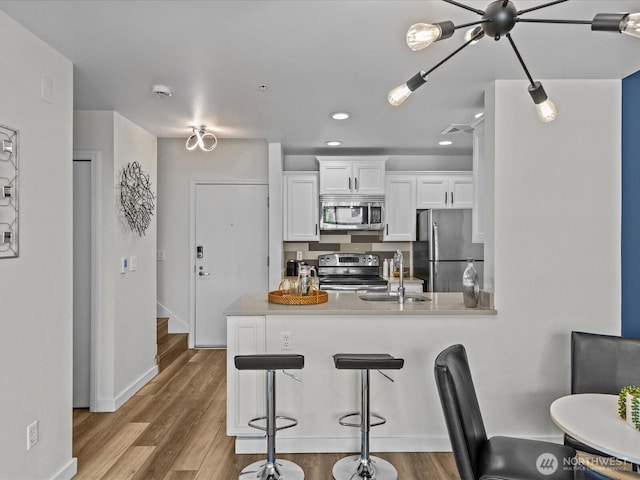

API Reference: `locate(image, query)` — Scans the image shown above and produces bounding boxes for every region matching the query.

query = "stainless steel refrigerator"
[412,209,484,292]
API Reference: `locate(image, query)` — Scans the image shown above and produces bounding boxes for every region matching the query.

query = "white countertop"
[224,291,496,316]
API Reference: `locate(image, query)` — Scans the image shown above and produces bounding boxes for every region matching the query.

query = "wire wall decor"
[0,124,18,258]
[119,161,155,236]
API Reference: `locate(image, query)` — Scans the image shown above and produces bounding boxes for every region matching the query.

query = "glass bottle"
[462,258,479,308]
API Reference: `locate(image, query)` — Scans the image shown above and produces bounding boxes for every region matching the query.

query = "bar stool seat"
[332,353,404,480]
[235,354,305,480]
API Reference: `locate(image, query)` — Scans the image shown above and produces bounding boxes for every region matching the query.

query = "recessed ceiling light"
[331,112,350,120]
[326,141,342,146]
[439,140,453,146]
[258,84,269,91]
[474,112,484,119]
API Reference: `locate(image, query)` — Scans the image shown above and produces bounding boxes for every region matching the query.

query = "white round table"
[550,393,640,465]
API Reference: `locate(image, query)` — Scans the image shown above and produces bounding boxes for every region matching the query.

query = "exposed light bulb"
[536,99,558,123]
[406,23,442,51]
[388,83,413,106]
[622,13,640,38]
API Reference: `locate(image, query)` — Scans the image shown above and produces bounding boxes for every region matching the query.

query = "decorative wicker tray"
[268,288,328,305]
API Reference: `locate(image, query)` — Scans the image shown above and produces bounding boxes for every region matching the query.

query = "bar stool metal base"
[239,459,304,480]
[332,455,397,480]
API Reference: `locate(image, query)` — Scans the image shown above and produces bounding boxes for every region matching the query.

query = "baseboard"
[235,435,453,454]
[157,302,189,333]
[49,458,77,480]
[94,365,159,412]
[234,434,565,454]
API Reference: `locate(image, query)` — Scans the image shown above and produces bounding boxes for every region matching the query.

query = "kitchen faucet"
[394,250,405,304]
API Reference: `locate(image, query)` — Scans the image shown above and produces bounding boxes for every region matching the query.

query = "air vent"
[441,124,474,135]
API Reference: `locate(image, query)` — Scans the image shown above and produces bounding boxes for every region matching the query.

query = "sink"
[358,293,430,303]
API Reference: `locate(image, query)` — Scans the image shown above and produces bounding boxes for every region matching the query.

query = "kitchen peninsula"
[226,291,496,454]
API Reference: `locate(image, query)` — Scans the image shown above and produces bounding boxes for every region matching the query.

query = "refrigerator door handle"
[433,221,439,263]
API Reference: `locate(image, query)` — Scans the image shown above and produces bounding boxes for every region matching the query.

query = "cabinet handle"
[315,224,318,235]
[355,177,359,192]
[348,177,352,191]
[445,192,448,205]
[451,192,454,204]
[386,224,389,235]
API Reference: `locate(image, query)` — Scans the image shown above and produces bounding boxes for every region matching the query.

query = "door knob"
[199,271,210,276]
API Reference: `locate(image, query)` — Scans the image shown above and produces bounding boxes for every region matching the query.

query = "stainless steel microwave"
[320,195,385,231]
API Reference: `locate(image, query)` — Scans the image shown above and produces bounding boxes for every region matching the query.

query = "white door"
[194,184,268,347]
[73,160,91,408]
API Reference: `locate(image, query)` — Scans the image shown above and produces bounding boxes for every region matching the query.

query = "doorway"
[72,151,100,410]
[193,183,269,347]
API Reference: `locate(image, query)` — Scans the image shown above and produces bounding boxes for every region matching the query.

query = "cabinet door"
[416,175,448,209]
[226,316,266,435]
[450,175,473,208]
[384,176,416,241]
[318,161,351,195]
[284,174,319,241]
[352,161,386,195]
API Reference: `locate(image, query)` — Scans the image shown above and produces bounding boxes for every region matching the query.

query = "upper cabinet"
[317,156,387,195]
[416,172,473,209]
[384,175,416,241]
[283,172,320,241]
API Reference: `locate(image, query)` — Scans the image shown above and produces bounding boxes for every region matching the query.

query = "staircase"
[156,317,188,371]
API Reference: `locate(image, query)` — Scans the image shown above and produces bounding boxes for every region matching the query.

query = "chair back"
[571,331,640,394]
[434,344,487,480]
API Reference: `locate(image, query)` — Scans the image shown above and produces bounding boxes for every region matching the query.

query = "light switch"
[157,250,166,261]
[130,256,138,271]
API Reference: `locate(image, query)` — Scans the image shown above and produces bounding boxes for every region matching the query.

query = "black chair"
[434,344,576,480]
[567,331,640,455]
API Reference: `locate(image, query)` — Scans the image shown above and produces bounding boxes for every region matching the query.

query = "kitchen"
[0,1,637,479]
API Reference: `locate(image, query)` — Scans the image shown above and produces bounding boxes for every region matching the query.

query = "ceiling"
[1,0,640,156]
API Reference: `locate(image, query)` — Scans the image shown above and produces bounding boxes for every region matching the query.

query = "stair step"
[157,317,169,343]
[157,333,188,372]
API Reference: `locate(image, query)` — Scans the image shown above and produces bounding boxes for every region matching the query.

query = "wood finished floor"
[73,349,459,480]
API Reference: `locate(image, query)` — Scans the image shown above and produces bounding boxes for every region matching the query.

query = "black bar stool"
[332,353,405,480]
[234,354,305,480]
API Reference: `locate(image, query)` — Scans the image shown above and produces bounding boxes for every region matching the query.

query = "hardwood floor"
[73,349,459,480]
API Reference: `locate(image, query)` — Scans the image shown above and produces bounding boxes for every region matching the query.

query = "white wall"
[74,111,158,411]
[284,154,472,171]
[156,138,268,333]
[0,10,76,480]
[477,79,621,436]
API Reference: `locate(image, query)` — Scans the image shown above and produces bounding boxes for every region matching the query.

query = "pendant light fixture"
[389,0,640,122]
[186,125,217,152]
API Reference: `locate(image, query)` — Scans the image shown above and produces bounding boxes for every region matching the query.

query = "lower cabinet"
[227,315,265,435]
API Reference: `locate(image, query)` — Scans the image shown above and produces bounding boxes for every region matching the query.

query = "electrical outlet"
[296,251,303,261]
[27,421,38,450]
[281,331,292,350]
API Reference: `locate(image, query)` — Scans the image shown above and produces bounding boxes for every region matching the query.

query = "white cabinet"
[416,172,473,209]
[384,175,416,241]
[317,157,387,195]
[472,119,485,243]
[226,315,266,435]
[283,173,319,241]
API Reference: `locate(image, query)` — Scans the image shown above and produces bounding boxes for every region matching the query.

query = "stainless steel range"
[317,253,388,293]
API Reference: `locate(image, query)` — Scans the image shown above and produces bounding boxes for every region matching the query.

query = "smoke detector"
[440,124,474,135]
[152,85,172,98]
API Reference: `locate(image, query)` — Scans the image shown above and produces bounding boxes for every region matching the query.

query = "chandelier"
[388,0,640,122]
